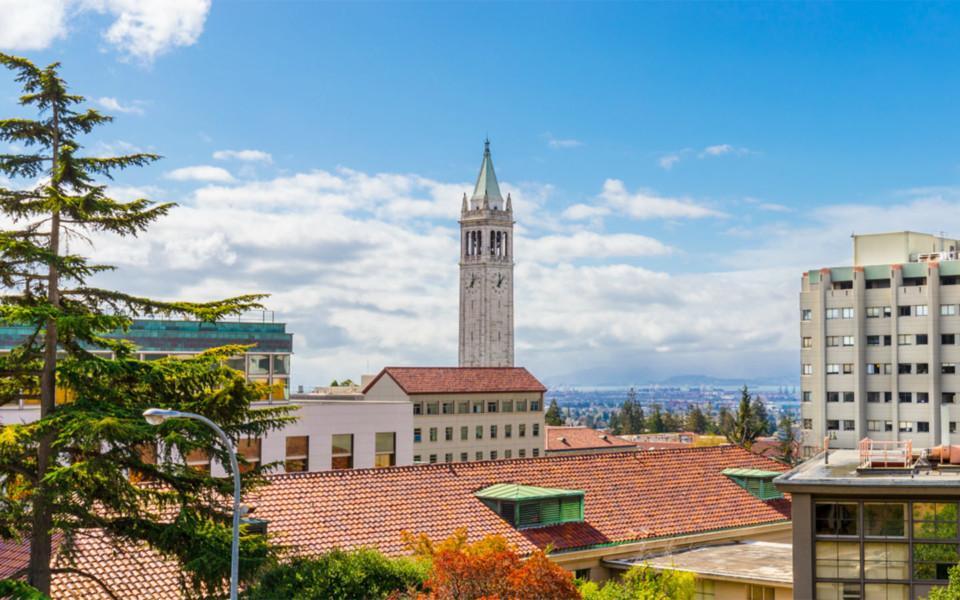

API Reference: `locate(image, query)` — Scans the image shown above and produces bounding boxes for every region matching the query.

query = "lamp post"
[143,408,242,600]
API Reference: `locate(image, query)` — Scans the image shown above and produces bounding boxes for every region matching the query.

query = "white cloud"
[658,154,683,171]
[656,144,755,169]
[594,179,726,220]
[525,232,674,264]
[0,0,69,50]
[0,0,210,63]
[213,149,273,163]
[164,165,235,183]
[97,96,145,115]
[757,203,793,212]
[542,132,583,149]
[699,144,751,158]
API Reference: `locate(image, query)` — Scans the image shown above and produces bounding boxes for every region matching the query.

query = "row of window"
[803,304,960,322]
[803,419,959,434]
[803,363,960,375]
[806,333,960,348]
[414,423,540,443]
[414,448,541,463]
[806,391,960,404]
[413,399,540,415]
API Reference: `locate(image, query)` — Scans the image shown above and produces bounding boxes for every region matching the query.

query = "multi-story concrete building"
[362,366,546,463]
[459,140,515,368]
[800,231,960,454]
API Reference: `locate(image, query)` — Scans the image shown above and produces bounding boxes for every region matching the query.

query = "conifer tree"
[0,54,295,596]
[723,385,764,448]
[685,405,708,434]
[544,398,564,426]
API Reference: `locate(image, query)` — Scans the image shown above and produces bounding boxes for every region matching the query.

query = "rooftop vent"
[242,517,269,536]
[475,484,584,529]
[721,468,784,501]
[557,437,565,442]
[598,434,607,440]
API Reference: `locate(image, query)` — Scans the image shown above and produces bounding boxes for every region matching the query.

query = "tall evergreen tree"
[723,385,765,448]
[544,398,564,426]
[647,404,666,434]
[684,405,708,434]
[0,54,295,596]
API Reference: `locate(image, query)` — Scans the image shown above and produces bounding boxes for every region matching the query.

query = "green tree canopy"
[0,53,295,597]
[545,398,564,426]
[723,385,765,448]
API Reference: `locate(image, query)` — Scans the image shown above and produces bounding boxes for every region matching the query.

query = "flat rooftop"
[775,449,960,489]
[605,541,792,585]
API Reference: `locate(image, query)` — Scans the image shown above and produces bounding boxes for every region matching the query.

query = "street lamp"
[143,408,243,600]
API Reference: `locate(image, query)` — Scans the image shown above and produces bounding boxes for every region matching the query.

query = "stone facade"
[459,141,515,368]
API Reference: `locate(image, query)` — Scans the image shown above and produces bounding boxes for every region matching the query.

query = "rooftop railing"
[859,438,913,469]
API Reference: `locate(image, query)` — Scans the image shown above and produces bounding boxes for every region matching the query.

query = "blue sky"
[4,1,960,387]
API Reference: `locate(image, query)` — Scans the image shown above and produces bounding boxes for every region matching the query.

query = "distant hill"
[540,368,796,388]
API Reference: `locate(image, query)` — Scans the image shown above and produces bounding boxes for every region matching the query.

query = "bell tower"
[459,141,514,367]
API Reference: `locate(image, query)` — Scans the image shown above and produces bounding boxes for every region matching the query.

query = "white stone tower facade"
[459,141,515,367]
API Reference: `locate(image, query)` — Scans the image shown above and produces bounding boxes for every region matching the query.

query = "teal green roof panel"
[902,262,927,278]
[474,483,583,501]
[940,261,960,276]
[864,265,891,280]
[470,141,503,203]
[830,267,854,282]
[808,271,820,284]
[721,468,783,478]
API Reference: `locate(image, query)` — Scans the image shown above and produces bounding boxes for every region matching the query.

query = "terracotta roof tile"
[362,367,547,395]
[2,445,791,599]
[545,426,637,452]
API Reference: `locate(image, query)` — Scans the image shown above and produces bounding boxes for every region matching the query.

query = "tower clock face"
[491,272,508,293]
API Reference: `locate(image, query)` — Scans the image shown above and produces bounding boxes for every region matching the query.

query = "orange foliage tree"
[399,528,580,600]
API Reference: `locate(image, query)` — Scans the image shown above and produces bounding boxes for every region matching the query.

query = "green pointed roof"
[474,483,583,501]
[470,140,503,205]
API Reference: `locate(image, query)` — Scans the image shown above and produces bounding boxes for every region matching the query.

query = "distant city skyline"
[4,2,960,387]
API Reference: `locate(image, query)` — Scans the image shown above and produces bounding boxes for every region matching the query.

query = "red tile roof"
[545,426,638,452]
[2,445,791,599]
[362,367,547,395]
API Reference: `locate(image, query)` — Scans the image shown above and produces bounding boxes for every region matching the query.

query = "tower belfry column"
[458,141,515,367]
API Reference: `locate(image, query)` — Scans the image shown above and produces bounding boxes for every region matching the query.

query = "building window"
[816,502,860,536]
[944,305,958,316]
[442,402,454,414]
[843,420,855,431]
[519,449,526,458]
[803,364,814,375]
[945,334,957,345]
[519,424,526,437]
[445,453,453,463]
[184,448,211,473]
[533,424,540,436]
[331,434,353,470]
[946,364,958,374]
[918,334,929,345]
[445,427,453,441]
[868,392,880,403]
[918,364,930,374]
[952,423,958,434]
[843,392,855,403]
[516,400,527,412]
[472,402,483,414]
[803,309,813,320]
[885,421,894,432]
[842,308,855,319]
[461,426,468,440]
[917,305,929,316]
[827,364,840,375]
[429,427,438,442]
[918,422,931,433]
[487,401,499,413]
[475,451,482,460]
[413,455,421,463]
[944,393,957,404]
[531,400,540,411]
[413,403,422,415]
[748,585,775,600]
[490,451,497,460]
[458,401,469,414]
[944,277,959,286]
[826,309,840,319]
[460,452,468,462]
[374,433,396,467]
[693,580,715,600]
[867,363,882,375]
[899,392,912,403]
[505,450,512,459]
[803,391,813,402]
[826,336,839,347]
[429,454,437,464]
[885,335,892,346]
[803,419,813,429]
[427,402,439,415]
[827,420,839,431]
[803,337,813,348]
[868,420,881,432]
[918,392,930,403]
[885,392,893,403]
[843,364,854,375]
[900,306,912,317]
[414,428,422,443]
[900,421,914,433]
[867,335,880,346]
[867,307,881,318]
[502,400,513,412]
[827,392,839,403]
[505,424,512,438]
[885,363,893,374]
[285,436,308,472]
[490,425,498,439]
[476,426,483,439]
[532,448,540,457]
[899,334,912,346]
[899,364,912,375]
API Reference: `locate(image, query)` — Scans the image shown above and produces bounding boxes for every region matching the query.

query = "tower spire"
[470,140,503,208]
